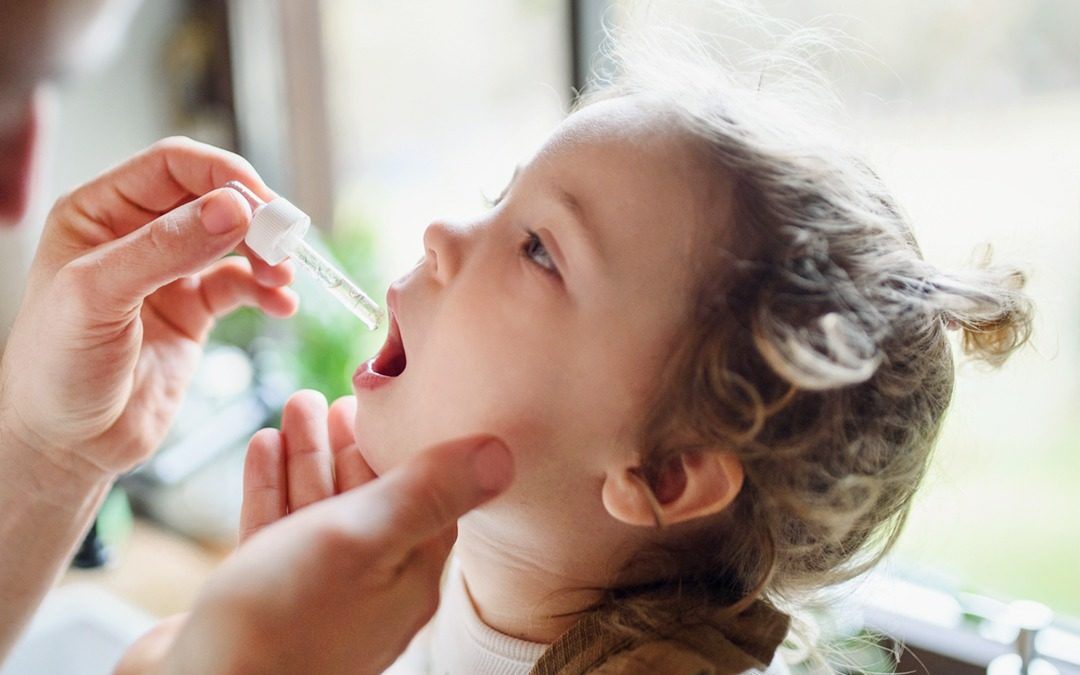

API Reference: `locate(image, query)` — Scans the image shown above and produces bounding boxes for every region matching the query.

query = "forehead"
[529,96,732,292]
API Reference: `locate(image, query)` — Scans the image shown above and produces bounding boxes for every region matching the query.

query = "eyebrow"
[504,163,603,266]
[552,184,595,244]
[551,180,607,269]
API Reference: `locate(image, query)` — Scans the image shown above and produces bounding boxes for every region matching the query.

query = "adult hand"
[0,137,296,478]
[119,391,514,675]
[0,137,297,661]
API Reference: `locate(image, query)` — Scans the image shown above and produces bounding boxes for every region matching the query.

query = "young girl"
[241,14,1033,675]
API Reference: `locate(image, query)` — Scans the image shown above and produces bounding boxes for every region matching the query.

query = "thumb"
[359,437,514,555]
[68,187,252,314]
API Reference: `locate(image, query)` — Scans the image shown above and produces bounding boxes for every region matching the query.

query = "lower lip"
[353,360,396,391]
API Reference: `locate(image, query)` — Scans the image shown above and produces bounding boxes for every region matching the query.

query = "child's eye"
[521,230,559,275]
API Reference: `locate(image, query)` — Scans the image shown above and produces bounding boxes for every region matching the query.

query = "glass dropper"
[225,181,383,330]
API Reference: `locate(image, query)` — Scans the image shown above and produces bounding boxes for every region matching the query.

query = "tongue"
[374,348,406,377]
[372,318,406,376]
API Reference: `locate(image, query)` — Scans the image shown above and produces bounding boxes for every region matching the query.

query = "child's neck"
[454,512,646,644]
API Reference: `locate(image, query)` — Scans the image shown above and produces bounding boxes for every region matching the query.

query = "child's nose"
[422,220,463,284]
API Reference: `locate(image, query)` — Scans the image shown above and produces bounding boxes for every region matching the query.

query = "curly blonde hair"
[582,4,1034,640]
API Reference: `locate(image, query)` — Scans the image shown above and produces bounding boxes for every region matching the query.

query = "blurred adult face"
[0,0,142,93]
[0,0,141,224]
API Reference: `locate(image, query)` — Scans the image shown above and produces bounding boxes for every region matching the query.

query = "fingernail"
[471,439,513,495]
[201,189,251,234]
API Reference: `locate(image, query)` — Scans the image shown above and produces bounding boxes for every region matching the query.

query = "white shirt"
[384,558,792,675]
[385,558,548,675]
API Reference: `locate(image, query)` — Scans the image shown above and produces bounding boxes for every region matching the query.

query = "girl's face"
[354,97,727,527]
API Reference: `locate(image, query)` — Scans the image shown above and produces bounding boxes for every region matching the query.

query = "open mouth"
[371,312,407,377]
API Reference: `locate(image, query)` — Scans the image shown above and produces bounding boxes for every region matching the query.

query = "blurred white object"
[131,345,261,486]
[61,0,145,78]
[130,436,248,545]
[1,584,153,675]
[988,601,1060,675]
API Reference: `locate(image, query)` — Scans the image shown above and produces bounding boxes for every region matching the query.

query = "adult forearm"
[0,419,113,661]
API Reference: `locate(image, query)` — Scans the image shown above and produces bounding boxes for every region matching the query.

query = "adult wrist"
[0,404,114,511]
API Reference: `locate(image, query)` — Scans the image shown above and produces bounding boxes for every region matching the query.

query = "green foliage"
[207,302,262,349]
[291,219,386,399]
[98,487,134,551]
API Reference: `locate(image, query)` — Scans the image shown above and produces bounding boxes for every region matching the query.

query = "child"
[243,11,1033,675]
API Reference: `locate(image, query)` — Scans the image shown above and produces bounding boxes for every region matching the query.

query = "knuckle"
[50,189,78,216]
[56,258,102,303]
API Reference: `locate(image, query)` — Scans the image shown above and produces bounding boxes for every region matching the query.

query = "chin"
[352,419,395,477]
[354,414,442,478]
[359,443,402,478]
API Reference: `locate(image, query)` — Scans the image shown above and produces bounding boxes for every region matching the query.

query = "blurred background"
[5,0,1077,673]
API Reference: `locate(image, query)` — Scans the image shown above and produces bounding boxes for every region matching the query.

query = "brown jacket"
[529,601,789,675]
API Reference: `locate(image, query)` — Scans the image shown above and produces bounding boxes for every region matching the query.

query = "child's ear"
[601,451,744,527]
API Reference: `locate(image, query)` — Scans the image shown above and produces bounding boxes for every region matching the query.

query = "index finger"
[71,136,276,238]
[362,437,513,555]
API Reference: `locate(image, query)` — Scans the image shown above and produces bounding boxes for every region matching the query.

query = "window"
[598,0,1080,661]
[320,1,572,276]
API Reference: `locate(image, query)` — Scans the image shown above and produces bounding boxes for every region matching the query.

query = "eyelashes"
[521,230,559,275]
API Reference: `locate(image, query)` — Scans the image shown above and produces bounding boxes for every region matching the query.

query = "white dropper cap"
[243,196,310,266]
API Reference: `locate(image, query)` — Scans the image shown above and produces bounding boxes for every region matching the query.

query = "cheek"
[352,359,562,479]
[426,315,563,437]
[352,290,565,473]
[433,273,565,397]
